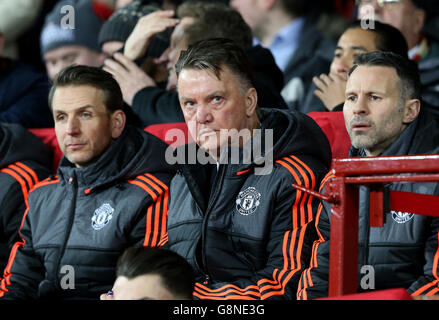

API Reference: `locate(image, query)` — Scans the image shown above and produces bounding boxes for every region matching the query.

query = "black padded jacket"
[0,126,175,299]
[166,108,332,299]
[297,108,439,299]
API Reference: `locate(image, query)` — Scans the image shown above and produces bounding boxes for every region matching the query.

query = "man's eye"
[370,95,381,101]
[334,52,342,59]
[347,95,357,102]
[81,112,92,118]
[212,96,223,103]
[64,54,78,63]
[184,101,195,108]
[56,114,66,121]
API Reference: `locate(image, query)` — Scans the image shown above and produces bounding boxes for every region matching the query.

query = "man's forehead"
[44,45,88,59]
[52,85,105,109]
[348,65,399,91]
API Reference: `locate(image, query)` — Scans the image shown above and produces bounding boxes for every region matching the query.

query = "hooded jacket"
[0,126,175,300]
[131,45,287,128]
[0,123,52,273]
[166,108,331,299]
[297,108,439,299]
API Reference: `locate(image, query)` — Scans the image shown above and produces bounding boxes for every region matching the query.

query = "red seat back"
[29,122,193,173]
[307,111,351,159]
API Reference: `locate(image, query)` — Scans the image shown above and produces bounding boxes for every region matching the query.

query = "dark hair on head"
[349,51,421,100]
[176,1,252,49]
[48,65,124,113]
[176,38,255,92]
[346,20,409,58]
[116,247,195,300]
[281,0,310,17]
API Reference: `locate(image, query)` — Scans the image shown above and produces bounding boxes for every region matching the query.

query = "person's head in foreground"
[344,51,421,156]
[104,247,195,300]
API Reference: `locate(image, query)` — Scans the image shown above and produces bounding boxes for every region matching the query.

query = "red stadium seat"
[29,122,193,173]
[308,111,350,159]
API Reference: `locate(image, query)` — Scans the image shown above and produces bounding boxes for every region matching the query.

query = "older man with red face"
[164,38,331,300]
[297,51,439,300]
[0,65,175,300]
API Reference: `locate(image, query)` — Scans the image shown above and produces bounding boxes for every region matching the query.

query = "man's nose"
[66,116,80,135]
[196,105,213,124]
[352,95,369,115]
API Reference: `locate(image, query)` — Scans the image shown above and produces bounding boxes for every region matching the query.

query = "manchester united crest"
[236,187,261,216]
[391,210,414,224]
[91,203,114,230]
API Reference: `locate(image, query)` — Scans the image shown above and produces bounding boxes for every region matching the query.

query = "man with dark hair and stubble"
[297,51,439,299]
[101,247,195,300]
[164,38,331,300]
[0,65,175,300]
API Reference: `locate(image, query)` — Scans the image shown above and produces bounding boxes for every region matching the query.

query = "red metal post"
[369,185,385,228]
[328,177,359,297]
[327,154,439,297]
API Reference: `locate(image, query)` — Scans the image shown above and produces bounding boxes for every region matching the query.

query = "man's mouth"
[351,122,372,131]
[66,143,86,150]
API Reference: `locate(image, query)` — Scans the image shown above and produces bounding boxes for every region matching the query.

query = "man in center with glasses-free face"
[357,0,439,107]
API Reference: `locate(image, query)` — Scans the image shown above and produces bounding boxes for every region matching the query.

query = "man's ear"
[111,110,126,139]
[245,87,258,117]
[413,8,426,36]
[403,99,420,124]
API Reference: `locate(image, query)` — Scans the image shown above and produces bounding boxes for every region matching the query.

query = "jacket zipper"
[200,165,226,284]
[55,176,78,290]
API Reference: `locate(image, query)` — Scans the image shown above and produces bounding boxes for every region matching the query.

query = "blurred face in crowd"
[330,27,378,79]
[357,0,425,49]
[44,45,106,80]
[157,16,194,92]
[52,85,125,167]
[177,65,258,160]
[230,0,266,37]
[344,65,419,156]
[111,274,179,300]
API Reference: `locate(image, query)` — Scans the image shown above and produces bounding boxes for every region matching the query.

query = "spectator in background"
[101,247,194,300]
[40,0,106,81]
[0,32,53,128]
[302,20,409,113]
[0,66,174,300]
[97,0,172,92]
[357,0,439,108]
[230,0,336,110]
[98,0,169,58]
[165,38,331,300]
[103,1,287,128]
[0,123,52,275]
[297,52,439,299]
